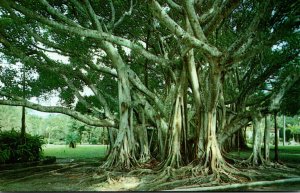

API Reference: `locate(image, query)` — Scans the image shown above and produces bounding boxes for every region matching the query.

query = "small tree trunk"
[48,131,51,145]
[283,115,286,146]
[107,128,116,155]
[252,113,264,165]
[162,93,184,168]
[197,111,206,159]
[264,114,271,162]
[156,118,168,160]
[20,106,26,143]
[136,109,151,163]
[274,112,279,162]
[20,66,26,144]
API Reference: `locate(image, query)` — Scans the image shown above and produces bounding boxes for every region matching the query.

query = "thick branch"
[38,0,81,27]
[0,96,115,128]
[203,0,240,35]
[222,1,270,67]
[6,0,168,65]
[150,0,222,57]
[62,75,102,115]
[166,0,183,12]
[184,0,207,41]
[218,112,251,145]
[112,0,134,29]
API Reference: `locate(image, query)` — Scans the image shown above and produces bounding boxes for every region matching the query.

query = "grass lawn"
[229,145,300,163]
[43,144,108,159]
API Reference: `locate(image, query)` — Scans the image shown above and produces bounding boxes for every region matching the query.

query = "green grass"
[42,144,108,159]
[229,145,300,163]
[271,145,300,153]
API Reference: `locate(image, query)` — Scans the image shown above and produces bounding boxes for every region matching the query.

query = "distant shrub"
[53,141,65,145]
[89,137,98,144]
[0,130,44,164]
[65,132,79,148]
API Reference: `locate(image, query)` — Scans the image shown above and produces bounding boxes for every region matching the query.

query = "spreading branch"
[0,92,115,128]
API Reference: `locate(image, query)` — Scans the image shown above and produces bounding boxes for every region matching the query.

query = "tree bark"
[203,109,225,171]
[102,67,138,169]
[162,92,184,168]
[162,68,187,168]
[198,66,231,175]
[252,113,264,165]
[274,111,279,162]
[283,115,286,146]
[136,109,151,163]
[20,106,26,143]
[20,65,26,144]
[264,114,271,162]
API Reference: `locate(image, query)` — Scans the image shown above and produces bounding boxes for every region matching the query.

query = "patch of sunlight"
[91,177,140,191]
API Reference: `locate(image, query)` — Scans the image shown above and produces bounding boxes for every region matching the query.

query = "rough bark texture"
[102,69,138,169]
[252,113,264,165]
[136,110,151,163]
[162,69,187,169]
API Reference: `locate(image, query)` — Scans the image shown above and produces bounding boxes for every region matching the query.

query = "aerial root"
[134,166,178,191]
[133,160,261,191]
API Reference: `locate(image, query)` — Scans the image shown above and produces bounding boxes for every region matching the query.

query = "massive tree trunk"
[195,65,236,178]
[100,40,138,169]
[202,109,225,172]
[102,67,137,169]
[161,67,187,168]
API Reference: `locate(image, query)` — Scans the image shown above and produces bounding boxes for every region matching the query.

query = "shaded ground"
[0,158,100,191]
[0,145,300,191]
[1,158,300,191]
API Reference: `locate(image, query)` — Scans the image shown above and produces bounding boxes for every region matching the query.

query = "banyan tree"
[0,0,299,188]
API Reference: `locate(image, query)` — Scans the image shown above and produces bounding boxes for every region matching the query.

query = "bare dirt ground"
[1,158,300,191]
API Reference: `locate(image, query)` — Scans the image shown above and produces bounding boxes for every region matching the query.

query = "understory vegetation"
[0,130,44,164]
[0,0,299,190]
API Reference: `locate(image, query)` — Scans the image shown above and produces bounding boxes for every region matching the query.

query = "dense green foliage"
[0,130,44,163]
